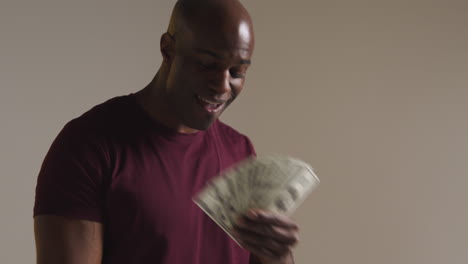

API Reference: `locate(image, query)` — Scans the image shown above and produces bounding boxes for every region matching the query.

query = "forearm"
[35,216,103,264]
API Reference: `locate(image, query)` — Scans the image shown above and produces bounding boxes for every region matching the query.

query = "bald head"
[140,0,255,133]
[167,0,254,50]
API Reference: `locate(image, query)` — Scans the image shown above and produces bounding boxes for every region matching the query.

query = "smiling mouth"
[196,95,227,113]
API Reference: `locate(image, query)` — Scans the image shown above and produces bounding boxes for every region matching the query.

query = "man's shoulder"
[215,120,249,139]
[213,120,256,156]
[66,94,134,129]
[56,94,136,144]
[75,94,132,122]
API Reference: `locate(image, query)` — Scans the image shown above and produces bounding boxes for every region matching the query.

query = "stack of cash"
[193,155,320,244]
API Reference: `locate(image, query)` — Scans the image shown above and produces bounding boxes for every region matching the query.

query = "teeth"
[199,96,222,105]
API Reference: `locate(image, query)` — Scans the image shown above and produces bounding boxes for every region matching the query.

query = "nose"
[208,69,231,96]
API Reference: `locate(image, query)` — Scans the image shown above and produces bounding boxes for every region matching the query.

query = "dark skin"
[135,0,254,133]
[234,210,299,264]
[34,1,299,264]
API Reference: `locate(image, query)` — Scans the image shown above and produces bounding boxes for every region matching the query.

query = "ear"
[160,32,175,66]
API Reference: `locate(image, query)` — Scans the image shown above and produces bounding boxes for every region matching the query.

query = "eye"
[230,72,245,79]
[229,68,246,79]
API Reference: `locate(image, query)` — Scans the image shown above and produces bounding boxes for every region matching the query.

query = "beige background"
[1,0,467,263]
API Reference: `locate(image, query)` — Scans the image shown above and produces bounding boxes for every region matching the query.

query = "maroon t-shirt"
[34,94,257,264]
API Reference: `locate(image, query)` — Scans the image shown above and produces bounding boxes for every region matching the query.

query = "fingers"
[246,209,299,229]
[240,239,291,259]
[233,228,293,257]
[234,217,299,245]
[232,209,300,260]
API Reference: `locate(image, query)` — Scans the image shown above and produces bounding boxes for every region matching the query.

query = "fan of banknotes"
[193,155,320,245]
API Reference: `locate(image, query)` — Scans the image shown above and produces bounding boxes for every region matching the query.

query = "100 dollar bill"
[193,155,320,245]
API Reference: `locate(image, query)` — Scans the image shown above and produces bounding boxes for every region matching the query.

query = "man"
[34,0,300,263]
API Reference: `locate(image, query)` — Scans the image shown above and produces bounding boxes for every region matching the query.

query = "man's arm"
[34,215,103,264]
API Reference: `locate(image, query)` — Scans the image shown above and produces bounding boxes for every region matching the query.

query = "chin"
[185,115,219,131]
[194,119,218,130]
[181,103,229,131]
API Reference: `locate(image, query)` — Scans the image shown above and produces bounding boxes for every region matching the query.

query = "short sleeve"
[244,135,257,157]
[33,121,109,222]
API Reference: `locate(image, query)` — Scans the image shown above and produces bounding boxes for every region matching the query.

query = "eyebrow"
[196,48,251,65]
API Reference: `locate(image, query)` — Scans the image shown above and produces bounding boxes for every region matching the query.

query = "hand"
[232,209,299,264]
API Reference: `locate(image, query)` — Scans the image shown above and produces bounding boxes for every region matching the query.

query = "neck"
[135,71,198,134]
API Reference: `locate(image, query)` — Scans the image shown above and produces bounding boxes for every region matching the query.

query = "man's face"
[164,21,254,131]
